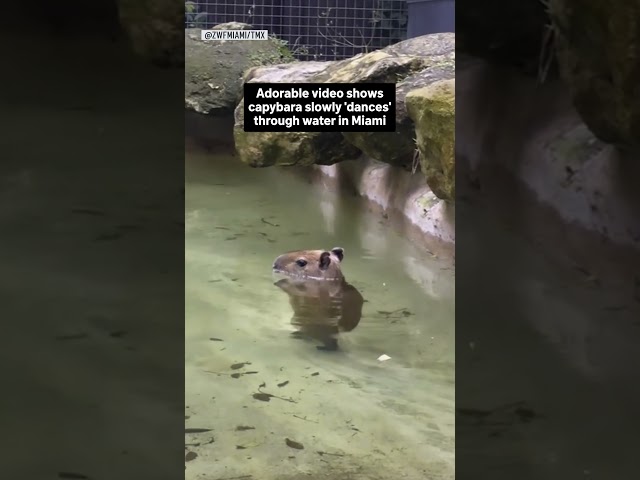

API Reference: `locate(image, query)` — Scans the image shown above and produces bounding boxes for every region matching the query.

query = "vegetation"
[185,1,208,29]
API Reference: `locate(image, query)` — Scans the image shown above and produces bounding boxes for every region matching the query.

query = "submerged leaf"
[252,393,273,402]
[285,438,304,450]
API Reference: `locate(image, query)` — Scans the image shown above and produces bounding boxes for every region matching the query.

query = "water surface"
[185,148,455,479]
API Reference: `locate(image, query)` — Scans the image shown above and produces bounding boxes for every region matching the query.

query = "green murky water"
[185,148,455,479]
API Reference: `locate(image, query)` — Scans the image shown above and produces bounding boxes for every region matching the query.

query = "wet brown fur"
[272,247,362,350]
[272,247,345,281]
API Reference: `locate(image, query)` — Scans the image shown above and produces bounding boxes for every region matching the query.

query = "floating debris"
[252,385,297,403]
[277,381,289,388]
[377,354,391,362]
[231,371,259,379]
[230,362,251,370]
[292,414,318,423]
[377,308,413,319]
[252,393,273,402]
[317,450,346,457]
[285,438,304,450]
[185,437,214,447]
[456,400,541,426]
[236,425,255,431]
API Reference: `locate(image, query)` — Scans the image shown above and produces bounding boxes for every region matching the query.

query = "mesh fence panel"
[185,0,408,61]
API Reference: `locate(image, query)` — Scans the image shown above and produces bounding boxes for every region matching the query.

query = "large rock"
[406,80,455,201]
[233,115,361,167]
[343,64,454,169]
[234,33,455,168]
[185,24,294,115]
[549,0,640,151]
[117,0,184,67]
[241,33,454,85]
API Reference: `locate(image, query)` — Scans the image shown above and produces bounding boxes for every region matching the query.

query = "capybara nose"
[272,254,284,270]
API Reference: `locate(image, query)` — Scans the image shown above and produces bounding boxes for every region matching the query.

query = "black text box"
[243,83,396,133]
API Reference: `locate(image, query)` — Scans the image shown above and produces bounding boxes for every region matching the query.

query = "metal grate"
[185,0,408,61]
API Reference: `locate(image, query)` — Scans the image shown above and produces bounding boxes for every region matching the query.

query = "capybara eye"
[295,259,308,267]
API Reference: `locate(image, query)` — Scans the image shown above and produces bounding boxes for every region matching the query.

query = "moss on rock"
[406,79,455,201]
[234,98,361,167]
[233,33,454,168]
[342,62,454,168]
[185,26,294,114]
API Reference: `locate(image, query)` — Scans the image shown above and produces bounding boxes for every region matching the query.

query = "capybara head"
[272,247,345,281]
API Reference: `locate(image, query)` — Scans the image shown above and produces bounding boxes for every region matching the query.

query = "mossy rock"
[406,79,455,201]
[185,26,295,115]
[233,33,454,168]
[241,33,454,86]
[233,98,361,167]
[342,62,454,168]
[549,0,640,151]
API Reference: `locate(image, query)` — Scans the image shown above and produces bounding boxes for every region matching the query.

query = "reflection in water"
[274,276,364,351]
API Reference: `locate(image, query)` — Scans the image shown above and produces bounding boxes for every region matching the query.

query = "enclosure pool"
[185,146,455,479]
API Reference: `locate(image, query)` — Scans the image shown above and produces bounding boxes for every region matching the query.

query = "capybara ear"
[331,247,344,262]
[319,251,332,270]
